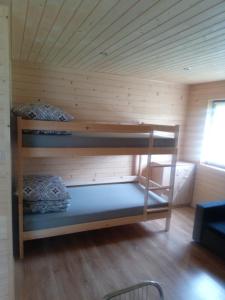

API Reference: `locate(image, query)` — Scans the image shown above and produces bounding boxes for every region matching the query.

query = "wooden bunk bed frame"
[16,116,179,258]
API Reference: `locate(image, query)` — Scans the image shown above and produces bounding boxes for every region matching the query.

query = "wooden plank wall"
[12,62,188,185]
[0,5,14,300]
[183,81,225,205]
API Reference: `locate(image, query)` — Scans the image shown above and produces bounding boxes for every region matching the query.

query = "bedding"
[12,103,74,121]
[22,132,175,148]
[24,199,70,214]
[23,175,70,201]
[24,182,168,231]
[24,130,71,135]
[13,103,74,135]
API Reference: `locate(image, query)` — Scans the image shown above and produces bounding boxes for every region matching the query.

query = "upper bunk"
[17,117,179,157]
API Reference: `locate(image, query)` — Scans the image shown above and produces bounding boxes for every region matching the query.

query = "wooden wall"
[12,62,188,185]
[0,5,14,300]
[183,81,225,205]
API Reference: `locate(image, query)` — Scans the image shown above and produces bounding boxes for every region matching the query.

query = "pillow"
[23,129,71,135]
[24,199,70,214]
[23,175,70,201]
[12,103,74,121]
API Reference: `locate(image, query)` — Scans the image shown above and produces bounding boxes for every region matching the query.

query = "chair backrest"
[104,281,164,300]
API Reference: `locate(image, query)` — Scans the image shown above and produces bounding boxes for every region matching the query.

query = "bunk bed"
[16,117,179,258]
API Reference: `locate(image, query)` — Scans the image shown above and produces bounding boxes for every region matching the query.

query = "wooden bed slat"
[23,210,170,241]
[20,118,178,133]
[22,147,177,157]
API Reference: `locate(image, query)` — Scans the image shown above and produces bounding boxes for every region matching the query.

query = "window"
[201,100,225,169]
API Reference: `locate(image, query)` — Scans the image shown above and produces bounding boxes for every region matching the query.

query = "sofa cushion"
[207,221,225,239]
[202,227,225,259]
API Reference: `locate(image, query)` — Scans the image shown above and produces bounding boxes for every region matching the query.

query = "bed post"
[144,127,154,219]
[17,117,24,258]
[137,155,142,181]
[165,125,179,231]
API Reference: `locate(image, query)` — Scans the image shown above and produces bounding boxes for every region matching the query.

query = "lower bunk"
[23,182,170,240]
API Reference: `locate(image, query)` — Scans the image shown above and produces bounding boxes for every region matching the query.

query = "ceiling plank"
[99,19,225,74]
[73,0,224,70]
[44,0,139,65]
[10,0,225,83]
[125,46,225,77]
[99,12,225,72]
[40,0,100,63]
[36,0,82,62]
[11,0,28,60]
[20,0,47,61]
[57,0,159,66]
[51,0,119,65]
[100,1,225,71]
[28,0,65,62]
[65,0,194,68]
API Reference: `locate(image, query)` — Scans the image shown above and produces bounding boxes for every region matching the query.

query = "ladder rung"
[148,185,171,191]
[139,177,172,191]
[146,207,169,213]
[149,163,174,168]
[149,179,161,187]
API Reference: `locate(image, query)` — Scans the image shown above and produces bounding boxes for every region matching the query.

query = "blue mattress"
[24,182,168,232]
[22,132,175,148]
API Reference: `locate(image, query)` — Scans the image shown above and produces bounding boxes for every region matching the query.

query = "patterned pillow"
[12,103,74,121]
[24,199,70,214]
[23,129,71,135]
[23,175,71,201]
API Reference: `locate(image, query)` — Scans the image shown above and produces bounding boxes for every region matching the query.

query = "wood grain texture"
[16,117,24,258]
[15,207,225,300]
[20,118,178,133]
[12,62,188,186]
[192,164,225,206]
[22,146,177,158]
[183,80,225,205]
[0,5,14,300]
[10,0,225,83]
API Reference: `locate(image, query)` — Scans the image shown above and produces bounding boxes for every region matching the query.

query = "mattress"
[24,182,168,232]
[22,132,175,148]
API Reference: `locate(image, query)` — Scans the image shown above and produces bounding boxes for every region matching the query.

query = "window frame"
[202,99,225,170]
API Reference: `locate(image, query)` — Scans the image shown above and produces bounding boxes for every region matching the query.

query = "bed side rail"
[18,117,178,134]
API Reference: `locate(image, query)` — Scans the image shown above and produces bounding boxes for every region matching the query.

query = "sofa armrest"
[193,200,225,242]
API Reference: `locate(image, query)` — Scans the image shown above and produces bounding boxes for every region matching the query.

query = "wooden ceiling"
[11,0,225,83]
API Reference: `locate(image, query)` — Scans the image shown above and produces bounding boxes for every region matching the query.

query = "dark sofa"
[193,200,225,259]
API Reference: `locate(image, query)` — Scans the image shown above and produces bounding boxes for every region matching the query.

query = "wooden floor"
[15,207,225,300]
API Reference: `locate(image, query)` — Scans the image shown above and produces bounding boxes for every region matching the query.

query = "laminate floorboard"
[15,207,225,300]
